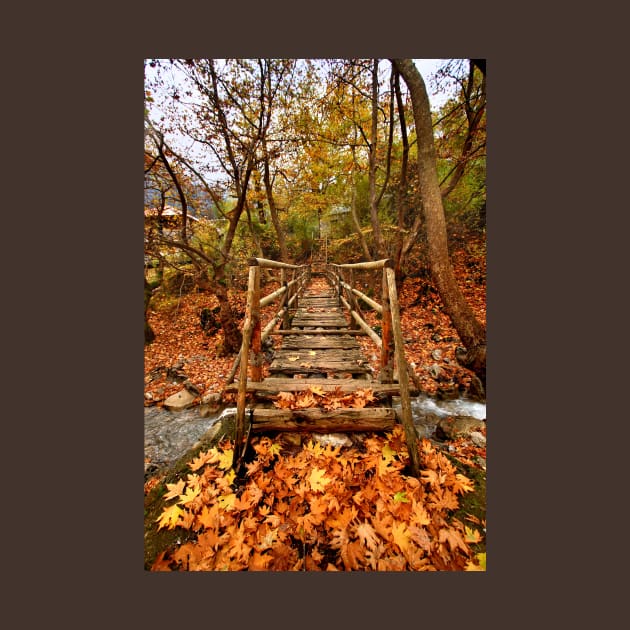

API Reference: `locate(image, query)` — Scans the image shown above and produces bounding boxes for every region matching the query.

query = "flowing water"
[144,405,236,473]
[405,394,486,439]
[144,395,486,472]
[410,395,486,420]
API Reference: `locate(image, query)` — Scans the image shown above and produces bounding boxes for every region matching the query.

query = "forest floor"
[143,228,487,571]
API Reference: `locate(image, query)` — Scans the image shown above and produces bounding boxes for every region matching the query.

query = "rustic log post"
[385,263,421,477]
[250,267,263,382]
[281,268,290,329]
[380,267,394,383]
[345,269,360,330]
[235,263,260,465]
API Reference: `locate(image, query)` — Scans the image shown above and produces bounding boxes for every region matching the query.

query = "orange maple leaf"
[162,479,185,501]
[294,391,318,409]
[391,520,411,552]
[341,539,366,570]
[451,473,475,495]
[188,449,218,471]
[439,526,468,553]
[150,551,172,571]
[273,392,295,409]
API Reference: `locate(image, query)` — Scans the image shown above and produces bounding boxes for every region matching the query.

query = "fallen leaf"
[217,493,236,511]
[218,449,234,470]
[156,504,184,530]
[391,521,410,552]
[355,521,379,551]
[162,479,185,501]
[309,467,332,492]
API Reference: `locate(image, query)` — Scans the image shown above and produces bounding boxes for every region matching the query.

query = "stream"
[144,395,486,474]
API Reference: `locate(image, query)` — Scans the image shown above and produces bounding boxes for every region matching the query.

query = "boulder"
[199,391,222,417]
[184,380,202,396]
[202,391,222,405]
[313,433,353,448]
[163,388,196,411]
[470,431,487,448]
[435,415,485,440]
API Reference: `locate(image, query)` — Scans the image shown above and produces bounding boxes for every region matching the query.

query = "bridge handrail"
[232,255,421,476]
[248,257,306,270]
[326,259,421,474]
[329,259,391,271]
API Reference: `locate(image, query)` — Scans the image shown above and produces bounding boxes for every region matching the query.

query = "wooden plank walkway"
[228,276,397,433]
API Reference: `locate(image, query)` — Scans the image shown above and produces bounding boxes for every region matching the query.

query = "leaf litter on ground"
[150,425,485,571]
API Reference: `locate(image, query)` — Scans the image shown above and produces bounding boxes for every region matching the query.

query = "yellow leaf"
[288,356,300,361]
[382,444,396,462]
[217,493,236,510]
[465,552,486,571]
[309,467,331,492]
[218,449,233,470]
[464,525,482,543]
[156,504,184,530]
[223,469,236,486]
[177,485,200,506]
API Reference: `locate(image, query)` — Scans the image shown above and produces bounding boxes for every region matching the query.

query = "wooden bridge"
[226,256,421,476]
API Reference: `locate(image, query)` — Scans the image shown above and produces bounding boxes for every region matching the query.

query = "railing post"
[384,262,421,477]
[347,269,366,330]
[250,266,263,382]
[235,262,260,465]
[380,267,394,384]
[281,268,290,329]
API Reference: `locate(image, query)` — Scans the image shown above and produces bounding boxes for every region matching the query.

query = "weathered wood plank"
[269,364,370,376]
[280,337,360,350]
[271,329,365,335]
[271,348,367,365]
[225,378,416,396]
[251,407,395,432]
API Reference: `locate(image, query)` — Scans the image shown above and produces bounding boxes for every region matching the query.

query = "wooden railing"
[233,258,310,465]
[326,259,420,475]
[231,256,420,477]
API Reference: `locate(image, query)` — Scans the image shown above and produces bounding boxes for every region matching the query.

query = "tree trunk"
[213,276,242,355]
[262,141,289,262]
[368,59,386,259]
[393,67,410,279]
[393,59,486,386]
